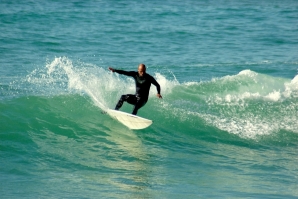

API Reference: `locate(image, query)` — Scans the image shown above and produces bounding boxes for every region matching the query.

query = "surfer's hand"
[108,67,115,72]
[157,94,162,99]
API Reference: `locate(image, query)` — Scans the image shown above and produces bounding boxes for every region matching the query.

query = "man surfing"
[108,63,162,115]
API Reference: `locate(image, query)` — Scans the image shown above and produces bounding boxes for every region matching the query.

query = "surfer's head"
[138,63,146,77]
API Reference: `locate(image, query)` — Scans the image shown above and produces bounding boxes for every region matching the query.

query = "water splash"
[25,57,178,111]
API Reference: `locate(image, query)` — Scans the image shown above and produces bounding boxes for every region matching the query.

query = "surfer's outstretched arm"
[108,67,134,77]
[108,67,115,72]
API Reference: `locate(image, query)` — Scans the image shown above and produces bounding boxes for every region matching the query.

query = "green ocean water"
[1,1,298,198]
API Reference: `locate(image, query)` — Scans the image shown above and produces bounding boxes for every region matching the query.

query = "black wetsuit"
[114,70,161,115]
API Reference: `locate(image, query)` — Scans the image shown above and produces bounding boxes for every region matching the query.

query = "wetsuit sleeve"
[150,76,161,94]
[114,70,135,77]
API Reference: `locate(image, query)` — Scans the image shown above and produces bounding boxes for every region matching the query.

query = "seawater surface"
[1,0,298,198]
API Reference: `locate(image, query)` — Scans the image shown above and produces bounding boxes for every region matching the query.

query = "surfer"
[108,64,162,115]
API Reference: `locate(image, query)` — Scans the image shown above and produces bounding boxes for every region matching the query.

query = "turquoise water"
[1,1,298,198]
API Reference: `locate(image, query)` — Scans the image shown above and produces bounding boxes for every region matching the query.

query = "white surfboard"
[106,109,153,130]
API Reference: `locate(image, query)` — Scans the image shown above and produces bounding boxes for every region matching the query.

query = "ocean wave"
[3,57,298,140]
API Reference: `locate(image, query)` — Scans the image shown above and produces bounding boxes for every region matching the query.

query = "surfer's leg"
[115,95,128,110]
[132,98,147,115]
[115,94,136,110]
[126,95,138,105]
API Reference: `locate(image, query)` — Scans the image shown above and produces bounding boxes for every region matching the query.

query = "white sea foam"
[200,70,298,138]
[40,57,179,110]
[207,69,296,104]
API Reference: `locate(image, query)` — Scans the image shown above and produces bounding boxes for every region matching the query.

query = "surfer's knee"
[120,95,129,101]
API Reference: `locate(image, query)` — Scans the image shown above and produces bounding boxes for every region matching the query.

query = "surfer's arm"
[108,67,135,77]
[108,67,115,72]
[151,77,162,98]
[115,70,135,76]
